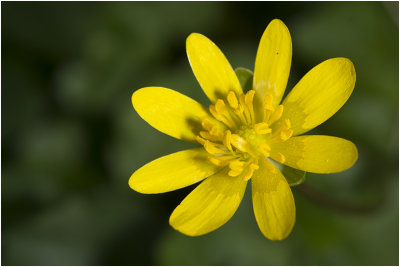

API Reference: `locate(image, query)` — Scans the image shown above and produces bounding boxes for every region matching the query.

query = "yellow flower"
[129,19,357,240]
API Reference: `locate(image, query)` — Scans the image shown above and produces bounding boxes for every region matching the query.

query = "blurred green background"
[2,1,399,265]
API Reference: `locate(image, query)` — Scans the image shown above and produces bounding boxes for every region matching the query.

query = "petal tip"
[131,88,143,108]
[263,221,295,241]
[269,18,288,28]
[128,173,141,192]
[131,87,154,110]
[128,171,148,194]
[186,32,206,47]
[327,57,356,79]
[169,211,200,237]
[349,141,359,168]
[259,205,296,241]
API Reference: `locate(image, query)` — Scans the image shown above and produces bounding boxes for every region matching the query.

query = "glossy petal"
[132,87,223,142]
[280,58,356,136]
[252,158,296,241]
[253,19,292,108]
[129,148,221,194]
[271,135,358,173]
[186,33,243,103]
[169,168,247,236]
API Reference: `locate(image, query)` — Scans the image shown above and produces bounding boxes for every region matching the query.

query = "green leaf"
[235,67,253,92]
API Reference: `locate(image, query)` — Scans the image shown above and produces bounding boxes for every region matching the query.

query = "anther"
[196,136,207,145]
[209,126,222,138]
[280,129,293,142]
[245,90,256,124]
[201,119,215,132]
[216,99,238,130]
[215,99,228,114]
[204,140,227,155]
[230,134,249,153]
[227,91,239,109]
[257,143,271,157]
[210,105,236,130]
[243,163,259,181]
[229,160,246,172]
[277,119,293,141]
[208,156,229,166]
[223,130,233,152]
[263,93,274,111]
[239,94,251,125]
[200,131,220,142]
[228,169,243,177]
[270,119,293,143]
[263,93,274,121]
[268,105,284,125]
[254,122,272,135]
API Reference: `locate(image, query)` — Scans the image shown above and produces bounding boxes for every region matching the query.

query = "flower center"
[196,90,293,181]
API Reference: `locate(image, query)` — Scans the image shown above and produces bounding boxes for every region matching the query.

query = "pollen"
[197,90,293,180]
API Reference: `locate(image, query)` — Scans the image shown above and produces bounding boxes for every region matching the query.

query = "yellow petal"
[271,135,358,173]
[252,157,296,241]
[132,87,224,142]
[186,33,243,103]
[253,19,292,109]
[129,148,221,194]
[280,58,356,136]
[169,168,247,236]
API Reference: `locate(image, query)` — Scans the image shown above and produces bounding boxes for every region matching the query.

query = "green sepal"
[269,159,306,186]
[235,67,253,92]
[280,164,306,186]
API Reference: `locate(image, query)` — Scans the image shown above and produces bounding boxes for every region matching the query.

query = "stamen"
[227,91,238,109]
[245,90,256,125]
[229,160,247,172]
[263,93,274,111]
[198,91,294,181]
[233,105,247,125]
[243,163,259,181]
[254,122,272,135]
[230,134,250,153]
[196,136,207,145]
[268,104,284,126]
[280,129,293,142]
[279,119,293,141]
[216,99,238,130]
[223,130,233,152]
[209,126,221,136]
[204,140,228,155]
[215,99,228,114]
[208,155,237,166]
[263,93,274,121]
[239,94,251,125]
[209,105,236,130]
[228,169,243,177]
[200,131,221,142]
[257,143,271,157]
[201,119,215,132]
[208,156,229,166]
[270,119,293,143]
